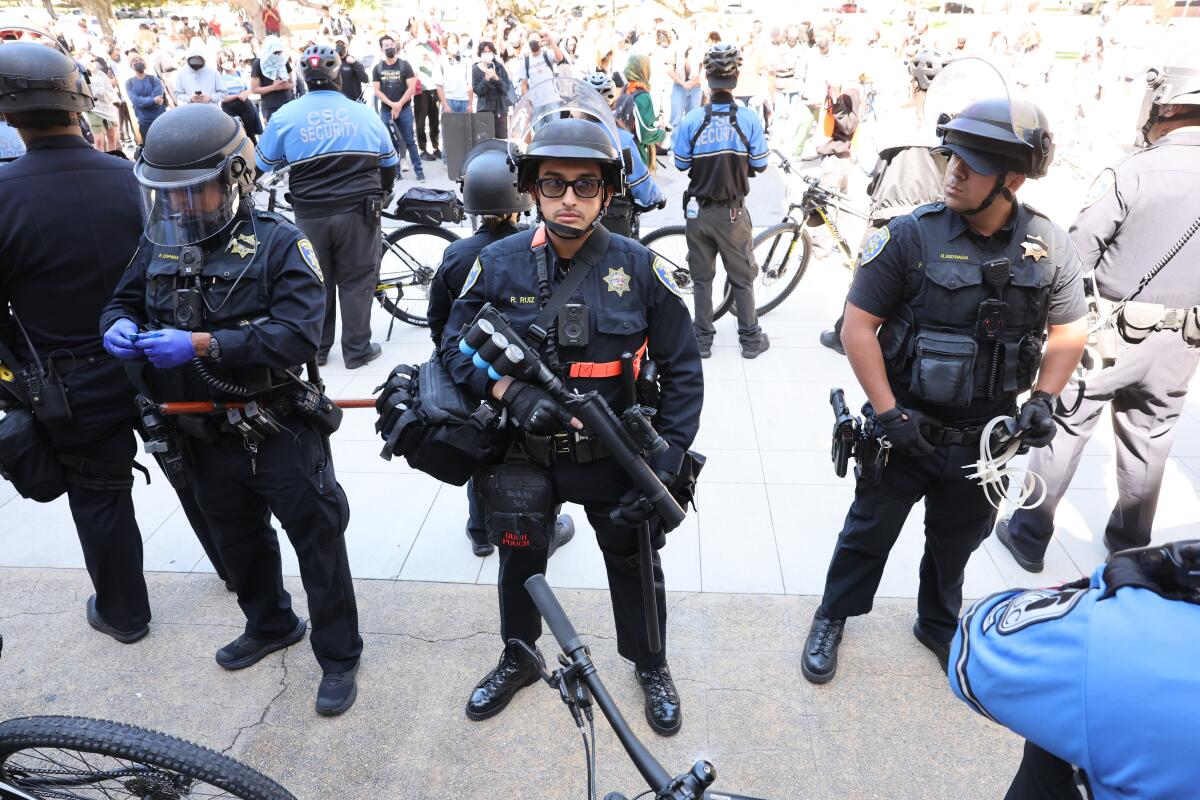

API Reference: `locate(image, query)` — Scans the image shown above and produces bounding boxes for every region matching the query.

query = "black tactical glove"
[1017,391,1057,449]
[610,469,679,531]
[875,405,942,457]
[375,364,416,441]
[501,381,576,435]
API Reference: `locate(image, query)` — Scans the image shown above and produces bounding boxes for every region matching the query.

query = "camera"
[558,304,589,347]
[174,288,204,331]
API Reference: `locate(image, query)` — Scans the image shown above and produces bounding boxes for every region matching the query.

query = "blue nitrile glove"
[137,329,197,369]
[103,319,142,360]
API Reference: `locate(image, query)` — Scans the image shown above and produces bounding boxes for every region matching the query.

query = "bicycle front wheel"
[639,225,734,321]
[0,715,295,800]
[725,221,812,317]
[376,224,461,328]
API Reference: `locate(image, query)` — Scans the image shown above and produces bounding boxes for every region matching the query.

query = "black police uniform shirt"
[0,136,143,361]
[440,224,704,475]
[848,201,1087,424]
[101,209,326,397]
[372,58,415,108]
[427,220,522,346]
[1072,128,1200,307]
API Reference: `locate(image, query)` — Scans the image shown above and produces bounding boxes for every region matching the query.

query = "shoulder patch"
[651,257,684,298]
[985,586,1089,635]
[858,226,891,267]
[1081,168,1116,210]
[459,260,482,298]
[297,238,323,282]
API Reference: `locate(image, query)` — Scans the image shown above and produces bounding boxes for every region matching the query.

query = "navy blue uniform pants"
[191,421,361,674]
[818,444,998,644]
[495,457,667,668]
[1006,741,1091,800]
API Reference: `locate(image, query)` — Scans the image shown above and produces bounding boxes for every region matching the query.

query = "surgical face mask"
[481,51,494,63]
[335,43,347,56]
[384,46,396,59]
[188,58,204,70]
[132,61,146,73]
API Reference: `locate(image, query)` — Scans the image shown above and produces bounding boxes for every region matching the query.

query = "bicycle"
[519,575,768,800]
[255,170,461,333]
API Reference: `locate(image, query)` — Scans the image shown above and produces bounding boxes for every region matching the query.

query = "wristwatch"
[205,334,222,362]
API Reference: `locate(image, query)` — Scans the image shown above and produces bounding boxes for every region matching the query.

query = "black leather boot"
[635,664,682,736]
[547,514,575,558]
[912,621,950,674]
[801,612,845,684]
[465,645,542,721]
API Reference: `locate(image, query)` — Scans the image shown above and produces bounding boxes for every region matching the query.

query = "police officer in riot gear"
[672,43,770,359]
[995,49,1200,573]
[0,42,225,644]
[256,43,398,370]
[801,95,1088,684]
[427,139,576,558]
[100,104,363,717]
[440,91,703,734]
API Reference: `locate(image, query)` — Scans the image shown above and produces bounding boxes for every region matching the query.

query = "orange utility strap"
[567,338,648,379]
[530,222,548,250]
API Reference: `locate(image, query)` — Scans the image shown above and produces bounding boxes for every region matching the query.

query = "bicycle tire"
[0,715,294,800]
[742,221,812,316]
[638,225,734,320]
[376,224,461,328]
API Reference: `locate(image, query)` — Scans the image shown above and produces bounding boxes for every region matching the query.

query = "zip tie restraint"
[962,416,1047,511]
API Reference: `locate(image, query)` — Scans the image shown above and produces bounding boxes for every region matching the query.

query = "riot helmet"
[908,49,952,91]
[936,96,1054,179]
[460,139,533,216]
[135,104,256,246]
[1135,48,1200,147]
[301,43,341,90]
[584,71,618,106]
[702,42,741,91]
[0,41,93,116]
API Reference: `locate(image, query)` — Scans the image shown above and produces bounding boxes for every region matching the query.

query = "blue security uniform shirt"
[255,88,398,215]
[950,566,1200,799]
[619,128,664,211]
[0,120,24,161]
[672,99,768,202]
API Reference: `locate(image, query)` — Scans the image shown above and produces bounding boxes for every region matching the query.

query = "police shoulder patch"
[297,238,323,282]
[651,257,684,298]
[988,586,1089,635]
[858,226,891,267]
[459,260,482,298]
[1081,168,1116,210]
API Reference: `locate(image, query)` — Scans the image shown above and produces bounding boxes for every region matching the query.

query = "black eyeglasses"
[533,177,605,199]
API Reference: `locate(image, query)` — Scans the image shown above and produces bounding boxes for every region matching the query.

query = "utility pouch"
[1116,300,1165,344]
[292,385,344,436]
[22,362,71,424]
[667,450,706,512]
[364,194,383,225]
[1183,307,1200,348]
[476,460,557,550]
[877,306,915,366]
[910,331,977,407]
[636,360,660,409]
[0,408,67,502]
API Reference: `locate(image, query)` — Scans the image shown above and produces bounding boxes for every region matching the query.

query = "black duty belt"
[524,429,612,466]
[46,351,110,375]
[697,197,745,209]
[924,424,985,448]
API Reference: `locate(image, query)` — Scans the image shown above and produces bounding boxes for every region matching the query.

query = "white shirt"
[440,54,471,102]
[516,48,560,90]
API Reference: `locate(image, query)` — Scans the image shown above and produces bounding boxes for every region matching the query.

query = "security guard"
[256,43,398,370]
[672,43,770,359]
[100,104,362,717]
[801,96,1088,684]
[0,42,225,644]
[950,541,1200,799]
[995,50,1200,573]
[440,111,703,735]
[426,139,575,558]
[583,71,667,238]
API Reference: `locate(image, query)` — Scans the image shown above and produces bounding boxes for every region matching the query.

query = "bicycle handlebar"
[525,574,584,658]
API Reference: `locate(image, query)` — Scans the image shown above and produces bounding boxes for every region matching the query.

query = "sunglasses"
[534,177,605,199]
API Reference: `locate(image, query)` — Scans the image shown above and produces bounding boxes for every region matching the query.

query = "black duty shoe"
[420,151,436,162]
[741,331,771,359]
[801,612,845,684]
[466,645,542,721]
[697,339,712,359]
[819,329,845,355]
[995,517,1044,573]
[86,595,149,644]
[316,352,329,367]
[345,343,382,370]
[216,617,307,671]
[547,514,575,558]
[635,664,682,736]
[912,621,950,673]
[316,665,358,717]
[432,149,442,159]
[466,525,494,557]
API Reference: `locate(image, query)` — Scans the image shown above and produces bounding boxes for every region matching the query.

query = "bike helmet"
[908,49,952,91]
[702,42,741,90]
[301,43,341,90]
[584,71,618,106]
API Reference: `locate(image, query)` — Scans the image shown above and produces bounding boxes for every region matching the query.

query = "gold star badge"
[1021,237,1048,262]
[604,267,632,297]
[228,233,257,259]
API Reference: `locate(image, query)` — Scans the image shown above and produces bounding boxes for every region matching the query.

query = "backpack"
[615,90,650,143]
[688,102,751,154]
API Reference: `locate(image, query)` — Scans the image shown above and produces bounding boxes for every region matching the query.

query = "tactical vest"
[878,202,1058,411]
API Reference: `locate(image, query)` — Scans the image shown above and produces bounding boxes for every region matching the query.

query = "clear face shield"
[922,56,1012,139]
[138,167,241,247]
[507,76,622,158]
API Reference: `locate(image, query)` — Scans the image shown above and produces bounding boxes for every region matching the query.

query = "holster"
[475,459,557,550]
[666,450,706,511]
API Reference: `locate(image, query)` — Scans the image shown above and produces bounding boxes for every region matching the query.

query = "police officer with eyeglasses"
[439,84,702,736]
[801,94,1088,684]
[100,104,362,717]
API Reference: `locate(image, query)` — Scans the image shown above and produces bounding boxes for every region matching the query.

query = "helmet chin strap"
[962,174,1014,217]
[535,189,610,241]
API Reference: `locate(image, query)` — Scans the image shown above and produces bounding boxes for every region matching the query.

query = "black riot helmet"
[0,41,93,116]
[702,42,741,90]
[908,49,952,91]
[460,139,533,216]
[936,95,1054,179]
[1136,48,1200,147]
[514,117,624,194]
[135,104,256,246]
[301,43,341,90]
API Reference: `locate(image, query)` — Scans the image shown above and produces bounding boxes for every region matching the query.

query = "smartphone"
[194,90,202,96]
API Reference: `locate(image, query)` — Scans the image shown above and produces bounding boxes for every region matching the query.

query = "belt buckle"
[553,431,571,455]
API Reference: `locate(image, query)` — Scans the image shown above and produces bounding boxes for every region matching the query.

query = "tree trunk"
[79,0,115,37]
[41,0,56,20]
